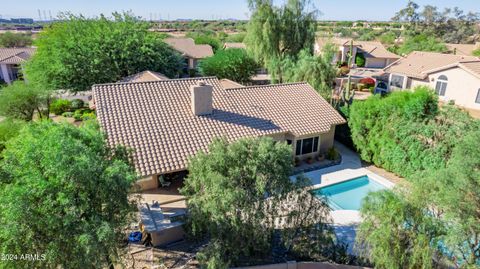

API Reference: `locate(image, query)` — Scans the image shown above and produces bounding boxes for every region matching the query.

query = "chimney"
[190,81,213,116]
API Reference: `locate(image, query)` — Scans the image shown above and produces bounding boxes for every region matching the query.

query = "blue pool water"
[311,176,386,210]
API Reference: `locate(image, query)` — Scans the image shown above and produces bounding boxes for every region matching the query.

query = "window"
[296,140,302,155]
[295,137,320,156]
[390,74,404,89]
[476,89,480,104]
[435,75,448,96]
[286,139,292,145]
[301,138,314,155]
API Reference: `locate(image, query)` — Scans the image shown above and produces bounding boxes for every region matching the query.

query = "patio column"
[0,64,11,84]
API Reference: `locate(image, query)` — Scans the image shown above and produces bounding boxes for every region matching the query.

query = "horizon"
[1,0,479,22]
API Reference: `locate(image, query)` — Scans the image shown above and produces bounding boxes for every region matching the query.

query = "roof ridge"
[93,76,218,87]
[225,81,309,91]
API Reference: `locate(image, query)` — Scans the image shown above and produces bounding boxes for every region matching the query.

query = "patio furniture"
[158,175,171,187]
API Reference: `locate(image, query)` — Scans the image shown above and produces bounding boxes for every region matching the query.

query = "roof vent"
[190,81,213,116]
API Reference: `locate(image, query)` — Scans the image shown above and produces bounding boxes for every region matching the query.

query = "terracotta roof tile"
[120,71,169,83]
[93,77,345,176]
[0,47,35,64]
[164,38,213,59]
[384,51,480,79]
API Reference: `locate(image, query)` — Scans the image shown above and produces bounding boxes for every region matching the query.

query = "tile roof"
[219,78,244,89]
[355,41,400,59]
[120,71,169,83]
[0,47,35,64]
[446,43,480,56]
[384,51,480,79]
[316,38,399,59]
[459,61,480,78]
[224,42,247,49]
[93,77,345,177]
[164,38,213,59]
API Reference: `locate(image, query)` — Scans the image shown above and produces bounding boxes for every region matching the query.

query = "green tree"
[412,130,480,266]
[395,34,447,55]
[0,119,25,153]
[198,48,258,84]
[245,0,317,82]
[379,32,396,45]
[355,53,366,67]
[187,32,222,53]
[180,137,334,268]
[282,48,337,99]
[357,190,443,269]
[0,31,33,47]
[0,81,51,121]
[25,13,184,92]
[0,121,137,269]
[392,1,420,24]
[357,130,480,268]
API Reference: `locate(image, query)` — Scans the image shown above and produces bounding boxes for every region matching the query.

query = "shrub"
[50,99,72,115]
[81,112,96,121]
[71,99,85,110]
[326,147,340,160]
[359,77,375,87]
[355,53,366,67]
[73,110,83,121]
[61,112,74,118]
[199,48,258,84]
[338,66,350,76]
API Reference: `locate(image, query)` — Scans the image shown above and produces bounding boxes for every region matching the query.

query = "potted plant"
[294,157,300,167]
[306,156,314,164]
[316,154,325,161]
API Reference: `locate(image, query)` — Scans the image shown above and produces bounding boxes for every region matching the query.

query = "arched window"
[476,89,480,104]
[435,75,448,96]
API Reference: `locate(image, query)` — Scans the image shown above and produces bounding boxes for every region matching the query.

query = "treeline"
[156,20,247,32]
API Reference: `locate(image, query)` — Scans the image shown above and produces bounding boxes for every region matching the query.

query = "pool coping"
[305,167,396,192]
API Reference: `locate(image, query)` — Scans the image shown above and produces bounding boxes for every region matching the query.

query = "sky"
[1,0,479,22]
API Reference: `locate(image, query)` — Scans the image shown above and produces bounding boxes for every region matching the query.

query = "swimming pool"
[311,175,387,211]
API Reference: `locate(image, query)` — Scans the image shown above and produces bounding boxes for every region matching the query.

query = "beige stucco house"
[164,38,213,70]
[0,47,35,84]
[384,51,480,111]
[315,38,400,68]
[93,77,345,190]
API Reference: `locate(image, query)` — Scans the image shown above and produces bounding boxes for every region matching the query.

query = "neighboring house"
[120,70,169,83]
[219,78,244,89]
[93,77,345,190]
[164,38,213,70]
[0,47,35,84]
[315,38,400,69]
[384,51,480,111]
[446,42,480,56]
[223,42,246,50]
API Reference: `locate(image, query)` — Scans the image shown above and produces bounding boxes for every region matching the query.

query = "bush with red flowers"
[359,77,375,87]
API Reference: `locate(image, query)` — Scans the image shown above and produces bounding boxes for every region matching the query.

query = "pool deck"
[293,142,395,190]
[293,142,398,255]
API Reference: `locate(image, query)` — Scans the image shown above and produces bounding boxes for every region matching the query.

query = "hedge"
[349,86,480,178]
